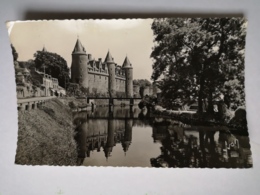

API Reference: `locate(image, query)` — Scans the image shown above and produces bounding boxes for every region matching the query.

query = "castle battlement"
[70,38,133,97]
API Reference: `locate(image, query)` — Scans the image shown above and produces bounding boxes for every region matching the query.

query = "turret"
[104,119,115,160]
[122,56,133,98]
[105,50,116,97]
[71,38,89,88]
[42,45,47,52]
[121,119,133,154]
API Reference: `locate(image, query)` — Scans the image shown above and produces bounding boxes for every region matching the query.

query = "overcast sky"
[8,19,155,80]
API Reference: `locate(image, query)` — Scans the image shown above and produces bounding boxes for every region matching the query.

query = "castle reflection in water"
[73,107,252,168]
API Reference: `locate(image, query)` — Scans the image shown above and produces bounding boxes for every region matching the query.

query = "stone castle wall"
[87,71,126,95]
[71,39,131,96]
[71,54,89,88]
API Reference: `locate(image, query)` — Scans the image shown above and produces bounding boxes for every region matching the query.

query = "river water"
[73,106,252,168]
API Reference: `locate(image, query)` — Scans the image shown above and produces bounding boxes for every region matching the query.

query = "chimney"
[88,54,92,60]
[98,58,102,62]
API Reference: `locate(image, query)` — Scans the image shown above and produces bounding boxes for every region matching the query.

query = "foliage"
[68,101,77,109]
[66,83,80,96]
[31,79,41,88]
[43,107,56,119]
[11,44,18,61]
[34,51,70,88]
[19,59,35,69]
[151,17,247,112]
[133,79,152,87]
[80,86,89,95]
[133,79,152,98]
[115,91,126,98]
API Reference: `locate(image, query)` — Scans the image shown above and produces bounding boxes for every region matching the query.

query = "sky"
[8,19,155,80]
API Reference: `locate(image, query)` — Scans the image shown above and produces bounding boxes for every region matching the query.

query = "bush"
[68,101,77,109]
[41,107,56,119]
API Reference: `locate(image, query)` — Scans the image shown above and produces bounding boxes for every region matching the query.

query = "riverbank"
[60,97,141,112]
[151,105,248,135]
[15,98,78,165]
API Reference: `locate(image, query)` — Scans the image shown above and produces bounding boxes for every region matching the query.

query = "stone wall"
[87,72,126,95]
[88,73,109,95]
[115,78,126,93]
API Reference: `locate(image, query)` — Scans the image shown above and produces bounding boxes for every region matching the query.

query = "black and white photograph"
[8,17,252,168]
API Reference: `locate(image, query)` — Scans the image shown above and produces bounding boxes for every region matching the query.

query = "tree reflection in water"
[151,120,252,168]
[73,106,252,168]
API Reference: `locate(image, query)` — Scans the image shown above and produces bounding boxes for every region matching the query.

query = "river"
[73,106,252,168]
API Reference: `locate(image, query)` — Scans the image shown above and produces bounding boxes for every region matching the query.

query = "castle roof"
[95,60,101,69]
[122,56,132,69]
[122,141,131,153]
[104,50,114,63]
[72,38,86,54]
[42,45,47,52]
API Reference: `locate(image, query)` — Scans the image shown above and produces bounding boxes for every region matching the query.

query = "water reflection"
[151,120,252,168]
[74,107,252,168]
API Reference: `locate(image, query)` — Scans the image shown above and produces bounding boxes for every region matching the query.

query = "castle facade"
[70,38,133,97]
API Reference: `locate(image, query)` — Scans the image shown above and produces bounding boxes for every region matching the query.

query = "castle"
[70,38,133,97]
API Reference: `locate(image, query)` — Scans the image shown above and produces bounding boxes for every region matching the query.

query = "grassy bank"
[15,98,78,166]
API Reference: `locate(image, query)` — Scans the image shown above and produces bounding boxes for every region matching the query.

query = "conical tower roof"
[122,56,132,69]
[42,45,47,52]
[122,141,131,153]
[72,38,86,54]
[104,50,114,63]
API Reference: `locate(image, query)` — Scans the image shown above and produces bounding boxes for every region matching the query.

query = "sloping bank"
[15,98,78,166]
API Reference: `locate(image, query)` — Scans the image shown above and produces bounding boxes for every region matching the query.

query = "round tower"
[122,56,133,98]
[104,119,115,160]
[105,51,116,97]
[121,119,133,154]
[71,38,89,88]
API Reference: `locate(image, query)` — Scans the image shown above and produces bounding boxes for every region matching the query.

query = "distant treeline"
[133,79,152,87]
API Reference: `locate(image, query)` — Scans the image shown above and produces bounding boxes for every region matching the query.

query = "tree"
[11,44,18,61]
[19,59,35,69]
[34,51,70,88]
[151,17,246,113]
[67,83,80,96]
[133,79,152,87]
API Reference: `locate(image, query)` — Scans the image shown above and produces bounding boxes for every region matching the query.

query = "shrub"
[42,107,56,119]
[68,101,77,109]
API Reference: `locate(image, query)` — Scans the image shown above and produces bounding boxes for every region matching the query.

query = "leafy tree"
[67,83,80,96]
[11,44,18,61]
[34,51,70,88]
[19,59,35,69]
[151,17,246,113]
[133,79,152,87]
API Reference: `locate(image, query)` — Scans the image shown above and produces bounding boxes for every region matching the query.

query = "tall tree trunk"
[207,87,214,114]
[198,75,205,114]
